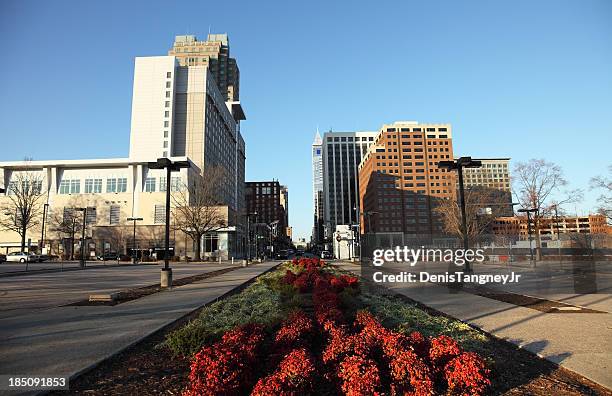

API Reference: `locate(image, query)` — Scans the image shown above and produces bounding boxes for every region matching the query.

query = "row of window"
[59,178,128,195]
[144,176,183,193]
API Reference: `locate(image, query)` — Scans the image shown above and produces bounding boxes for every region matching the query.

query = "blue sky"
[1,0,611,239]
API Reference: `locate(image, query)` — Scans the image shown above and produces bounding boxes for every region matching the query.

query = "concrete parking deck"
[0,261,278,395]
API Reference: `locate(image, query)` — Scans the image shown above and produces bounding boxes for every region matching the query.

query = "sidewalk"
[0,261,278,395]
[336,261,612,390]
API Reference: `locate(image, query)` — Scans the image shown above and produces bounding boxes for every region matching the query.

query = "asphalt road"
[0,262,237,320]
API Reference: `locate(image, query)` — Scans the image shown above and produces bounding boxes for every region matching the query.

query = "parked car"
[0,253,6,263]
[97,253,119,261]
[6,252,39,263]
[296,249,305,256]
[320,251,333,259]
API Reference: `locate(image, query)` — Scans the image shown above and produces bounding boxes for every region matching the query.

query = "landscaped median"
[59,258,611,395]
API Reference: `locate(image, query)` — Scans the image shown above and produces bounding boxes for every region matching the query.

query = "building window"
[166,81,171,88]
[165,101,170,107]
[154,204,166,224]
[164,131,169,138]
[107,178,117,193]
[59,180,70,194]
[117,178,127,193]
[70,180,80,194]
[109,205,121,225]
[145,177,156,192]
[86,207,97,224]
[166,91,171,98]
[163,141,168,148]
[166,72,172,78]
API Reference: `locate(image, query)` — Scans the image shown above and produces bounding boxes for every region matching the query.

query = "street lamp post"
[148,158,190,288]
[74,207,94,268]
[40,203,49,253]
[438,157,482,272]
[246,212,257,262]
[518,208,537,265]
[127,217,143,264]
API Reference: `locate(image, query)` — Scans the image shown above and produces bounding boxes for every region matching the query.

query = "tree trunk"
[193,233,202,262]
[20,223,26,253]
[534,217,542,261]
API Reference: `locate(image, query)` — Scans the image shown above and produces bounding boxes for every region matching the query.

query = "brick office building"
[358,121,456,235]
[245,181,287,233]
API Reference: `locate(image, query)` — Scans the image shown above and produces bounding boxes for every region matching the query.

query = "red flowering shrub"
[429,335,461,370]
[274,310,314,350]
[407,331,431,358]
[282,270,297,285]
[185,262,491,396]
[251,348,316,395]
[184,324,265,396]
[444,352,491,396]
[388,348,434,396]
[338,355,381,396]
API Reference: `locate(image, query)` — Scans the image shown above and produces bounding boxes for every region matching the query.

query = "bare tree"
[48,207,82,260]
[590,165,612,223]
[171,167,227,261]
[434,187,509,245]
[513,159,581,260]
[0,170,46,252]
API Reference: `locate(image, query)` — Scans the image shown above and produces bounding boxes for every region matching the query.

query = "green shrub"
[164,277,289,356]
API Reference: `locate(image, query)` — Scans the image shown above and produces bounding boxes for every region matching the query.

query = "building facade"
[245,181,287,233]
[311,131,324,245]
[168,34,240,102]
[493,214,609,237]
[322,130,378,237]
[460,158,512,216]
[0,34,247,260]
[279,185,289,236]
[358,121,455,235]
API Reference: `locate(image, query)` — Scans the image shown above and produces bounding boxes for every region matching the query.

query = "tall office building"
[322,131,378,235]
[359,121,455,234]
[129,37,246,214]
[245,181,287,233]
[168,34,240,102]
[311,131,324,244]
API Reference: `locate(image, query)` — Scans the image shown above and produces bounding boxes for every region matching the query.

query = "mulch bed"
[52,270,612,396]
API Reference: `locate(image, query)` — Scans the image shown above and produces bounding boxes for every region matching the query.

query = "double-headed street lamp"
[148,158,190,288]
[246,212,258,262]
[74,207,95,268]
[518,208,538,265]
[127,216,143,264]
[438,157,482,272]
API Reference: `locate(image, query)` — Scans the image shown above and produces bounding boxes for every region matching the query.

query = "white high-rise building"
[128,55,245,212]
[311,130,323,244]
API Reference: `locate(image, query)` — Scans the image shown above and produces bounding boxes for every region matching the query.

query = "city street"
[0,260,139,276]
[0,262,238,320]
[0,261,279,392]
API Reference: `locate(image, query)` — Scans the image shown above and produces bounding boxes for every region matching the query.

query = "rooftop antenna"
[208,25,211,35]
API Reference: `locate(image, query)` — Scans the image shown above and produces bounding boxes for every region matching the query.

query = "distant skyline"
[1,0,611,239]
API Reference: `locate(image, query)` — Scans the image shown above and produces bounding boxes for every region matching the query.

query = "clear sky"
[1,0,611,240]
